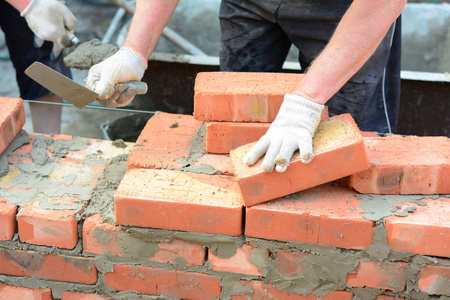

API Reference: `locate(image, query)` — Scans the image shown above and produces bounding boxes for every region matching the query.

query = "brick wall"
[0,73,449,300]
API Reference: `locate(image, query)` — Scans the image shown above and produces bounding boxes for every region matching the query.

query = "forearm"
[123,0,179,59]
[5,0,31,12]
[292,0,406,105]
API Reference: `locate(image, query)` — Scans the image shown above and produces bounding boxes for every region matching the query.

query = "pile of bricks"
[0,72,449,300]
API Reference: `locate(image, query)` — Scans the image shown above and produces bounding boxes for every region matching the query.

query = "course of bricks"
[0,71,449,300]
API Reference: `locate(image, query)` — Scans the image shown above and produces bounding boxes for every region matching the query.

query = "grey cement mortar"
[64,38,119,70]
[1,133,449,299]
[0,130,30,176]
[81,154,129,223]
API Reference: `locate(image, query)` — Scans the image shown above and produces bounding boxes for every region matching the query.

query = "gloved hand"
[86,46,148,108]
[243,94,324,173]
[21,0,77,59]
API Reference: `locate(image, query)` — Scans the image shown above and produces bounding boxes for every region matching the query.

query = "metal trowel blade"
[25,62,99,109]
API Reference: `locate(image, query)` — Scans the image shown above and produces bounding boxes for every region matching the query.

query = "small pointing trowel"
[25,62,147,109]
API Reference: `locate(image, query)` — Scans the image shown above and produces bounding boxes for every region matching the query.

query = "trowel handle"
[61,31,80,48]
[127,81,148,95]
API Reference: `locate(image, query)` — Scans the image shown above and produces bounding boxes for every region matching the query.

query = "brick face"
[0,284,53,300]
[208,244,268,276]
[104,264,222,299]
[231,114,370,206]
[385,196,450,257]
[60,291,113,300]
[0,198,17,241]
[83,214,206,266]
[115,169,244,235]
[347,261,407,291]
[348,135,450,194]
[18,200,80,249]
[0,248,97,284]
[194,72,301,122]
[418,265,450,296]
[245,186,374,249]
[0,97,26,155]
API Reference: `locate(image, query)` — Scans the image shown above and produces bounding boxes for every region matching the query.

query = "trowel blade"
[25,62,99,109]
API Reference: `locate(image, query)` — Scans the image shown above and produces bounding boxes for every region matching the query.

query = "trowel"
[25,62,147,109]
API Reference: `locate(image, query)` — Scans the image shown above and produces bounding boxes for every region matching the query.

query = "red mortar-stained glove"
[85,46,148,108]
[21,0,77,58]
[243,94,324,173]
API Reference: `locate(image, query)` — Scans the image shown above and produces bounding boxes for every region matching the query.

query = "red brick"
[206,107,329,154]
[0,284,53,300]
[127,112,233,175]
[194,72,302,122]
[115,169,244,235]
[0,98,26,155]
[385,196,450,257]
[245,186,374,249]
[104,264,221,299]
[0,248,97,284]
[230,281,353,299]
[348,135,450,194]
[18,198,81,249]
[360,131,380,138]
[347,260,407,291]
[208,244,268,276]
[83,214,206,266]
[418,265,450,296]
[61,291,112,300]
[0,198,17,241]
[274,250,307,278]
[231,114,369,206]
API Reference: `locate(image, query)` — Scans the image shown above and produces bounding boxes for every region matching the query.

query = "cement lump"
[64,39,119,70]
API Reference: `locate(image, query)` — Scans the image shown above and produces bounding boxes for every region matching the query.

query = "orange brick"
[385,196,450,257]
[0,98,26,155]
[0,248,97,284]
[0,284,53,300]
[115,169,244,235]
[245,186,374,249]
[127,112,233,175]
[194,72,302,122]
[206,122,269,154]
[0,198,17,241]
[275,250,307,278]
[418,265,450,296]
[18,198,82,249]
[61,291,112,300]
[348,135,450,194]
[208,244,268,276]
[347,260,407,291]
[206,107,329,154]
[231,114,370,206]
[229,281,353,299]
[104,264,221,299]
[83,214,206,265]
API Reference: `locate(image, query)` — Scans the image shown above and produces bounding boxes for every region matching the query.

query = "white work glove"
[86,46,148,108]
[243,94,324,173]
[21,0,77,59]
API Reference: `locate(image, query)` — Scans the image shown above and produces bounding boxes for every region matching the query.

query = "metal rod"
[23,99,156,114]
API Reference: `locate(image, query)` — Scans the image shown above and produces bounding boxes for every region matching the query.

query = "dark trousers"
[219,0,401,133]
[0,0,71,100]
